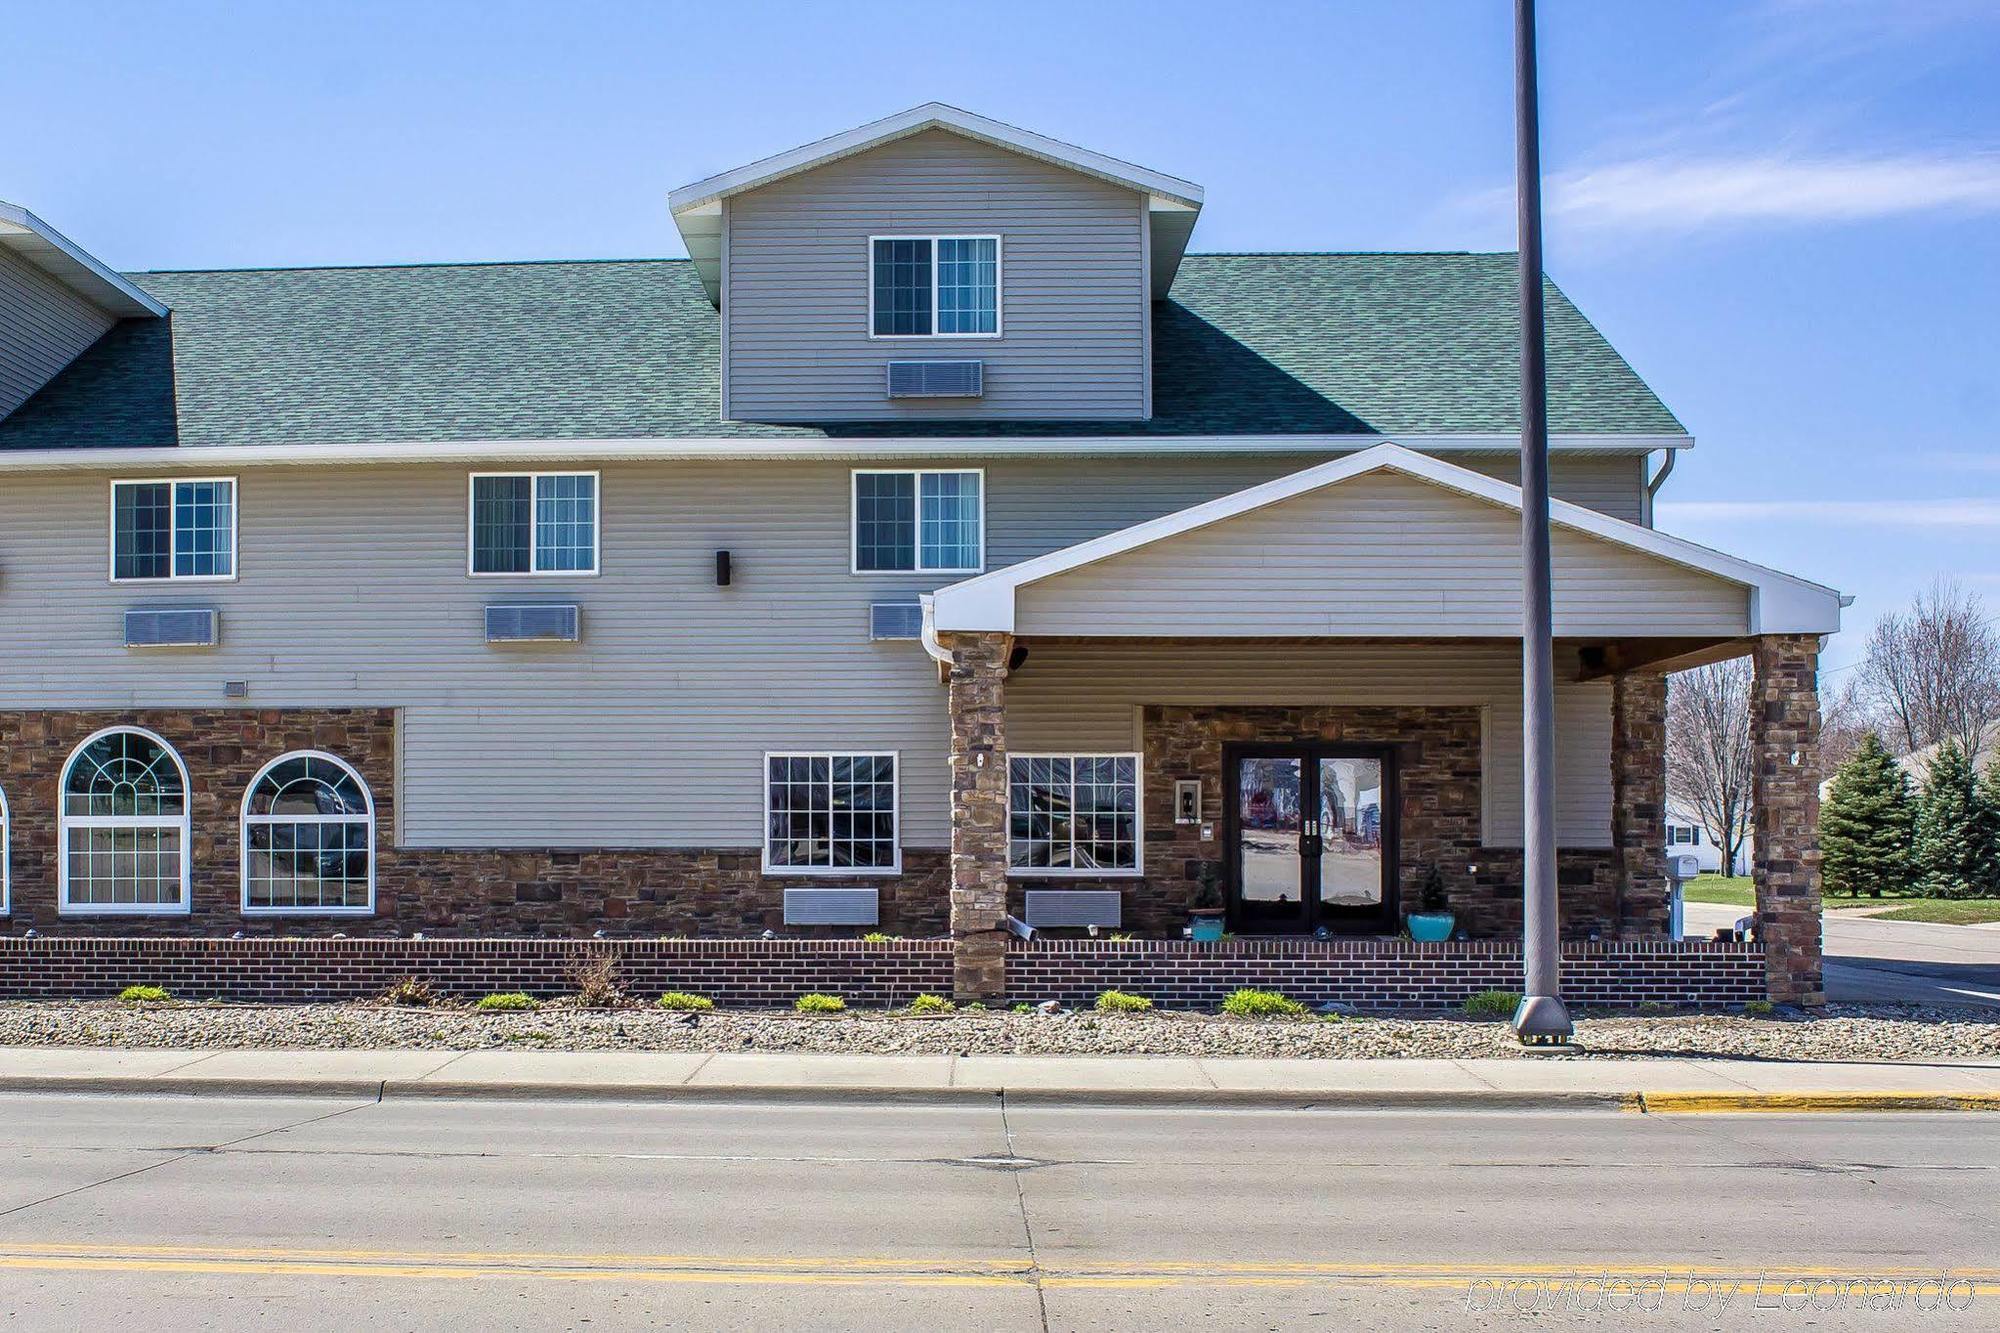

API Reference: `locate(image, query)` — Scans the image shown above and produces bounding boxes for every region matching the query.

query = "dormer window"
[869,236,1000,337]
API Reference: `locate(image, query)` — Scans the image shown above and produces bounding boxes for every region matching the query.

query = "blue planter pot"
[1190,914,1226,942]
[1406,912,1455,942]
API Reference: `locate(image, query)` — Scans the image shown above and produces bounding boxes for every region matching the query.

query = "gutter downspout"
[1644,448,1677,527]
[918,595,954,667]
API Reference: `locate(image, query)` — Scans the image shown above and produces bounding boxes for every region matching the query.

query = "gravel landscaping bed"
[0,1000,1995,1062]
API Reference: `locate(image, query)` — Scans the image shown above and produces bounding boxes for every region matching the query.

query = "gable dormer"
[670,104,1201,424]
[0,202,166,420]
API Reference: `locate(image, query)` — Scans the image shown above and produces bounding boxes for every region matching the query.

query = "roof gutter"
[0,432,1696,473]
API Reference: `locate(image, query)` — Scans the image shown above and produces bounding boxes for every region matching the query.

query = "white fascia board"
[0,432,1693,474]
[928,442,1841,637]
[0,202,167,318]
[667,103,1204,216]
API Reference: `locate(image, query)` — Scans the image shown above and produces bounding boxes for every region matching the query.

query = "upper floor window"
[870,236,1000,337]
[469,472,599,575]
[111,479,236,581]
[853,470,983,574]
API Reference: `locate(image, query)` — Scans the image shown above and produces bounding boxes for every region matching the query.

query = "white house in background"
[1664,803,1749,876]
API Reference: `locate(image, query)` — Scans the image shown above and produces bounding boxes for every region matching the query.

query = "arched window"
[241,752,375,914]
[59,728,191,914]
[0,784,11,915]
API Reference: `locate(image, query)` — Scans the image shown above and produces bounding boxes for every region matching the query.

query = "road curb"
[0,1074,1995,1111]
[1633,1090,2000,1114]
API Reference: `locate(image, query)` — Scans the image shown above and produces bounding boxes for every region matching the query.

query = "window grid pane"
[767,754,897,870]
[871,239,933,336]
[472,476,533,573]
[854,473,917,571]
[534,474,597,572]
[936,238,997,334]
[64,825,184,907]
[173,480,234,577]
[113,483,171,580]
[1010,755,1138,872]
[919,471,981,571]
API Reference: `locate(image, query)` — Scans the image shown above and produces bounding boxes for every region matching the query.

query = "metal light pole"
[1511,0,1572,1044]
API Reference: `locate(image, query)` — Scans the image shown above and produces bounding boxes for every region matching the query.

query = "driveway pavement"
[1683,901,2000,1008]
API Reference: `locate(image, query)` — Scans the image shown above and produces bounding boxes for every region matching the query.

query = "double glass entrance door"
[1227,744,1395,934]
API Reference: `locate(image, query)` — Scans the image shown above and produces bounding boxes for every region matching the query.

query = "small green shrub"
[1106,932,1134,942]
[1220,988,1309,1020]
[1742,999,1775,1018]
[860,932,897,943]
[1012,1002,1034,1014]
[117,984,171,1005]
[1094,990,1153,1014]
[795,993,847,1014]
[1634,999,1674,1016]
[656,991,715,1012]
[1461,989,1521,1020]
[907,993,955,1015]
[379,977,438,1008]
[475,991,539,1012]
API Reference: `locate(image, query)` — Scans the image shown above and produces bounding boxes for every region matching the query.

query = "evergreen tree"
[1821,734,1914,899]
[1980,758,2000,891]
[1912,740,1999,899]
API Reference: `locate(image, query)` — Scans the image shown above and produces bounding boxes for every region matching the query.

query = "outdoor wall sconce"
[715,550,733,586]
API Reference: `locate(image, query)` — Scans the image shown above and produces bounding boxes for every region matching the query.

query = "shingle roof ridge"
[125,256,691,277]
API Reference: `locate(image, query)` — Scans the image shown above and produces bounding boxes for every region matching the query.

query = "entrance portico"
[927,446,1845,1005]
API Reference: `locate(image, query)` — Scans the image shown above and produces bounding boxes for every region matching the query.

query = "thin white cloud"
[1659,498,2000,528]
[1544,152,2000,231]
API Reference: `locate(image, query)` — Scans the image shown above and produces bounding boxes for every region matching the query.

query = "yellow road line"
[1636,1091,2000,1114]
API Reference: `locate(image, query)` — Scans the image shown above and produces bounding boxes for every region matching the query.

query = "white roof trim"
[0,202,166,319]
[0,433,1692,473]
[928,442,1842,637]
[668,102,1204,215]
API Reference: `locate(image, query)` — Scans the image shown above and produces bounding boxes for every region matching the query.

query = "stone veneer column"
[1609,671,1669,935]
[942,632,1009,1002]
[1750,634,1824,1005]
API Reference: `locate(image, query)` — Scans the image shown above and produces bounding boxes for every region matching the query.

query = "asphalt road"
[0,1092,1994,1329]
[1684,901,2000,1007]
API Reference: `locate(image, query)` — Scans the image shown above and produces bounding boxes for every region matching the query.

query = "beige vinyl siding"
[0,248,116,419]
[1005,639,1612,847]
[0,455,1658,849]
[1014,471,1746,637]
[1462,453,1647,524]
[725,129,1147,422]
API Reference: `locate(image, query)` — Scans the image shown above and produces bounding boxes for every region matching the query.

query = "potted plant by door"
[1405,863,1455,942]
[1189,869,1227,943]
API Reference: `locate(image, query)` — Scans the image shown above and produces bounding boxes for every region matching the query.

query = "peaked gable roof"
[0,254,1686,455]
[669,104,1203,302]
[926,443,1843,637]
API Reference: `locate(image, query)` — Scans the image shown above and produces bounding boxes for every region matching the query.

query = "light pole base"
[1511,994,1573,1045]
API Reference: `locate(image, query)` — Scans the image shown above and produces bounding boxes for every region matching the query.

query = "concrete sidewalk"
[4,1045,2000,1110]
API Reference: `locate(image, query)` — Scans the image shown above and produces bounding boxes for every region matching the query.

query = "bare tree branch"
[1667,658,1756,874]
[1857,577,2000,756]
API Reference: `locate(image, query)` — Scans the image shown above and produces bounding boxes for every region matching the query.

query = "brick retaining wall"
[1006,938,1767,1010]
[0,937,955,1008]
[0,936,1764,1010]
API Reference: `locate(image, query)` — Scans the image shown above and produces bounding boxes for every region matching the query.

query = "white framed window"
[763,752,900,875]
[468,471,600,575]
[241,751,376,915]
[868,235,1001,338]
[58,727,192,915]
[1009,754,1143,877]
[109,478,237,582]
[852,469,984,574]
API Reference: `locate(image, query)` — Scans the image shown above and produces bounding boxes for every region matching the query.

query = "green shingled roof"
[0,252,1682,449]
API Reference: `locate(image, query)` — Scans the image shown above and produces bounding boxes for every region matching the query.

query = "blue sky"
[6,0,1995,673]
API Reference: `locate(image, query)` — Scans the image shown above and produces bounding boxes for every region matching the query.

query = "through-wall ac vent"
[886,359,983,398]
[869,599,925,641]
[1024,889,1124,929]
[783,887,880,927]
[484,603,580,643]
[124,607,218,648]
